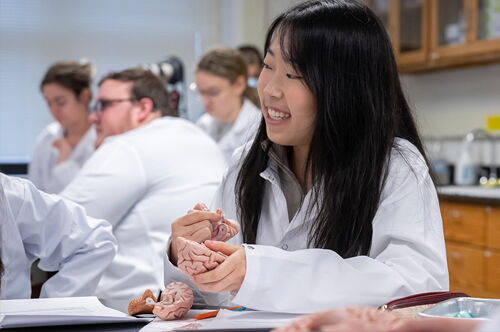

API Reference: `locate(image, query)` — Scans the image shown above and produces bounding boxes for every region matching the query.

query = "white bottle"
[454,142,477,185]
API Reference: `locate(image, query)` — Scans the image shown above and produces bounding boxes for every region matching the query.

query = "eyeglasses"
[198,88,222,99]
[91,98,136,114]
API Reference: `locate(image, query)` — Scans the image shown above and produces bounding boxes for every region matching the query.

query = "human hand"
[273,307,404,332]
[169,203,222,265]
[191,240,246,293]
[53,138,72,164]
[387,317,479,332]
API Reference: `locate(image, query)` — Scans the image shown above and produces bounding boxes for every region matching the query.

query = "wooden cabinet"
[440,200,500,298]
[366,0,500,73]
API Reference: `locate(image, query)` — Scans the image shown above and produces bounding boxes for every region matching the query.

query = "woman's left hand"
[191,240,246,293]
[53,138,72,164]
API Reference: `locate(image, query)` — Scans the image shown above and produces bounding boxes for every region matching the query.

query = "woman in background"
[238,44,263,109]
[29,61,96,193]
[195,48,261,162]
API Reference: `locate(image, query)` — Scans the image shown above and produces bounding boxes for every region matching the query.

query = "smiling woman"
[164,0,448,313]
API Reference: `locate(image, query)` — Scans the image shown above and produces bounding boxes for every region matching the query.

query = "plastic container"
[454,139,478,185]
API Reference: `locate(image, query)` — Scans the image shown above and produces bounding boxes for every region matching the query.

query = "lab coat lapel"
[259,167,290,243]
[218,100,257,149]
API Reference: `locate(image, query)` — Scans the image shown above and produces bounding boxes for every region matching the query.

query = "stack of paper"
[139,308,299,331]
[0,296,152,329]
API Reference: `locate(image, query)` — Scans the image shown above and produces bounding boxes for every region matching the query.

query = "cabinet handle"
[451,210,462,219]
[450,252,462,259]
[484,251,492,258]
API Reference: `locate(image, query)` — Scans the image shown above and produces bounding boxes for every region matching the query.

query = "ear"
[232,75,246,96]
[135,97,155,123]
[78,88,92,105]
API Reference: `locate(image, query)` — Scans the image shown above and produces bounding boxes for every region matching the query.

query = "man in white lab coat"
[60,68,227,302]
[0,173,117,299]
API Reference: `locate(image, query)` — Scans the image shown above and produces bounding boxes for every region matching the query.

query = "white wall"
[402,63,500,138]
[0,0,227,160]
[2,0,499,162]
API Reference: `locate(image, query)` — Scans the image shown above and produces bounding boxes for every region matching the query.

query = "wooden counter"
[439,187,500,298]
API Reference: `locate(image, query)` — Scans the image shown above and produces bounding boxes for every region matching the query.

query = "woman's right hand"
[169,203,222,266]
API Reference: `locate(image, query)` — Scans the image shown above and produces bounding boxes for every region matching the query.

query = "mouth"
[265,105,291,121]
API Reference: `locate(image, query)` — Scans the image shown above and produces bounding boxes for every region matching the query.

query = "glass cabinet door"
[400,0,424,53]
[369,0,391,35]
[437,0,467,46]
[477,0,500,41]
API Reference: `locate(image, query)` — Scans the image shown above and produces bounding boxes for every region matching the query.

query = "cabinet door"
[447,243,485,294]
[430,0,500,63]
[367,0,392,33]
[397,0,430,67]
[485,249,500,296]
[473,0,500,53]
[441,201,486,246]
[486,206,500,250]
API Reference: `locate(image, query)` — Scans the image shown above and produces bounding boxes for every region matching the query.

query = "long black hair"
[235,0,429,258]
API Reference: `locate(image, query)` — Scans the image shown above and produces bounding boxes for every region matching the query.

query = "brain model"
[177,236,227,277]
[127,289,157,315]
[273,307,404,332]
[152,282,194,321]
[190,203,239,242]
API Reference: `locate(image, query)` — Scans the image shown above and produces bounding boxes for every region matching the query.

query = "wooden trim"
[429,0,439,58]
[391,0,400,56]
[466,0,478,43]
[397,0,428,66]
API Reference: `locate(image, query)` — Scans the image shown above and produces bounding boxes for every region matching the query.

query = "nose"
[200,96,211,108]
[261,74,283,100]
[89,112,99,124]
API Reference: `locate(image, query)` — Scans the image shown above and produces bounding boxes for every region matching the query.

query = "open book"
[0,296,152,329]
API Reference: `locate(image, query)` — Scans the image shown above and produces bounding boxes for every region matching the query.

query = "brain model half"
[127,289,157,315]
[152,282,194,321]
[177,236,227,277]
[190,203,239,242]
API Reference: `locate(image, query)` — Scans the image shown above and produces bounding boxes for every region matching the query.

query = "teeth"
[268,108,290,120]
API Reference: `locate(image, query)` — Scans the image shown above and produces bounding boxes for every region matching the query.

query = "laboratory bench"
[438,186,500,299]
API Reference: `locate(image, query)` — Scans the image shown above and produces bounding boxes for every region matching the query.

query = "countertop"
[438,185,500,205]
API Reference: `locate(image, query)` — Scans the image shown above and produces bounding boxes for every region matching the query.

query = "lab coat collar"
[258,141,315,234]
[228,99,260,136]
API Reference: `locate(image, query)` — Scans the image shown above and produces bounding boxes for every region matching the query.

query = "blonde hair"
[197,47,259,107]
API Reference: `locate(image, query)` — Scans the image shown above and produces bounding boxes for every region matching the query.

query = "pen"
[194,305,246,320]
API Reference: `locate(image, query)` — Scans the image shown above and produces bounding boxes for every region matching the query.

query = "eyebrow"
[266,48,275,56]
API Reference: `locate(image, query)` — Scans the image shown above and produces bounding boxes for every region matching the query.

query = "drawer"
[441,202,486,246]
[486,207,500,250]
[485,249,500,293]
[446,243,485,291]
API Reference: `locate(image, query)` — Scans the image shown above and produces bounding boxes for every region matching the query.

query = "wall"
[402,63,500,138]
[0,0,224,160]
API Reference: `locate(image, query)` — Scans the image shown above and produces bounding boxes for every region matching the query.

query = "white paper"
[139,310,215,331]
[140,309,298,331]
[198,310,298,330]
[0,296,152,328]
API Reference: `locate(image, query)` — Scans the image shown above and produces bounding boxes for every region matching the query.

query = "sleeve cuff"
[230,244,262,306]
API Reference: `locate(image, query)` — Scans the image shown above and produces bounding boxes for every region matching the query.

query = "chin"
[266,132,289,146]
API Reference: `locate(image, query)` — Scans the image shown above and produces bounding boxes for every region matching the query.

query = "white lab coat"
[61,117,227,301]
[196,98,261,162]
[0,173,116,299]
[28,122,96,194]
[163,138,449,313]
